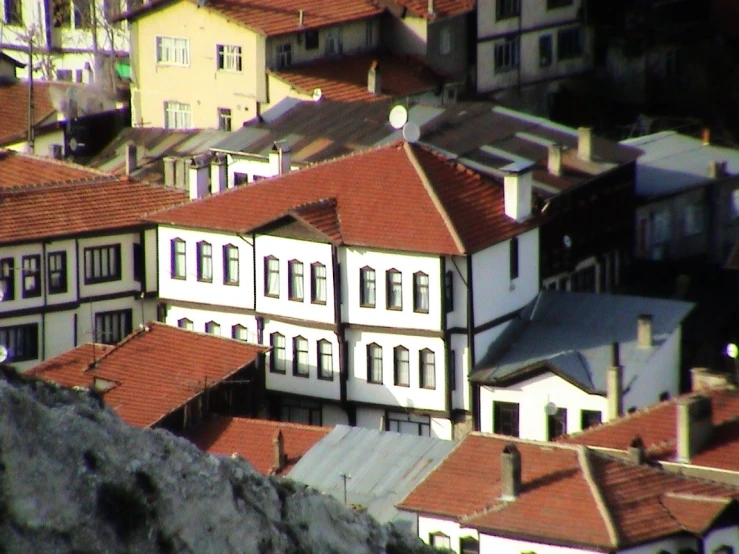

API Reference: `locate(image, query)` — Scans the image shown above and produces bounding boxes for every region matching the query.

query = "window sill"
[224,281,239,286]
[496,14,520,21]
[293,372,310,379]
[311,300,327,306]
[264,293,280,299]
[48,288,67,295]
[197,278,213,283]
[270,368,287,375]
[386,306,403,311]
[156,62,190,68]
[360,303,376,309]
[288,297,304,302]
[413,308,429,314]
[171,275,187,281]
[367,380,383,385]
[22,291,41,299]
[84,277,121,285]
[317,374,334,382]
[394,382,410,388]
[420,385,437,390]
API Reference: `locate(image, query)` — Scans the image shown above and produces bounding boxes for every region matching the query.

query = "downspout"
[466,254,479,431]
[237,232,261,342]
[441,256,451,419]
[332,245,350,421]
[517,4,522,95]
[41,242,47,360]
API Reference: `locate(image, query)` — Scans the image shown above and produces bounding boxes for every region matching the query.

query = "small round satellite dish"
[544,401,558,416]
[727,343,739,359]
[402,122,421,143]
[0,345,8,364]
[563,235,572,249]
[312,88,323,101]
[389,105,408,130]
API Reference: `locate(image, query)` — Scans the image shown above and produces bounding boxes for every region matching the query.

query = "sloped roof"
[398,434,739,549]
[0,149,108,188]
[270,54,439,102]
[0,80,62,145]
[387,0,474,19]
[149,141,538,255]
[185,416,330,476]
[562,387,739,472]
[0,175,187,245]
[288,425,456,525]
[27,323,267,428]
[471,291,694,396]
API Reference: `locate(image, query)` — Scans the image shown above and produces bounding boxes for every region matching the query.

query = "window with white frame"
[413,272,429,313]
[429,533,451,549]
[288,260,304,301]
[496,0,519,20]
[95,309,132,344]
[293,336,309,377]
[197,241,213,282]
[156,36,189,65]
[386,411,430,436]
[232,324,248,341]
[178,318,193,330]
[557,27,582,60]
[0,324,38,362]
[47,251,67,294]
[419,349,436,389]
[21,255,41,298]
[205,321,220,335]
[171,238,186,279]
[683,204,704,236]
[3,0,22,25]
[439,26,452,55]
[367,343,383,384]
[393,346,410,387]
[264,256,279,297]
[281,397,321,425]
[311,263,327,304]
[494,38,519,73]
[164,101,192,130]
[276,43,292,69]
[460,537,480,554]
[218,108,232,132]
[386,269,402,310]
[0,258,15,301]
[270,332,286,373]
[216,44,242,71]
[317,339,333,380]
[652,210,670,243]
[223,244,239,285]
[84,245,121,284]
[360,267,375,307]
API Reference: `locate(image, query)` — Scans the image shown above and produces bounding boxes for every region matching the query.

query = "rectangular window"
[3,0,22,24]
[548,0,573,8]
[270,333,286,373]
[367,343,383,384]
[493,401,520,437]
[413,272,429,313]
[580,410,602,430]
[196,242,213,282]
[293,336,309,377]
[133,243,143,283]
[547,407,568,440]
[164,101,192,130]
[281,397,321,425]
[0,324,38,362]
[223,244,239,285]
[360,267,375,307]
[22,255,41,298]
[288,260,304,301]
[217,108,232,132]
[386,411,430,436]
[683,204,704,236]
[510,237,519,280]
[171,239,186,279]
[0,258,15,301]
[56,69,73,81]
[216,44,242,71]
[156,36,190,65]
[494,38,520,73]
[386,270,402,310]
[394,346,410,387]
[539,34,553,67]
[94,309,132,344]
[460,538,480,554]
[84,245,121,284]
[305,29,319,50]
[496,0,519,20]
[444,270,454,312]
[420,349,436,389]
[311,263,327,304]
[264,256,279,297]
[276,43,292,69]
[47,251,67,294]
[557,27,583,60]
[72,0,91,28]
[430,533,451,549]
[317,340,333,380]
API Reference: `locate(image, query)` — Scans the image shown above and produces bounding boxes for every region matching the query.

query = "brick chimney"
[428,0,435,16]
[210,152,229,194]
[500,444,521,500]
[607,342,623,421]
[273,430,287,472]
[577,127,593,161]
[367,60,381,95]
[547,144,562,176]
[125,142,137,175]
[627,436,646,464]
[702,128,711,146]
[503,165,533,222]
[676,395,713,463]
[637,314,653,348]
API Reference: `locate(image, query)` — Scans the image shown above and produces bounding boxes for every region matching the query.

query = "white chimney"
[367,60,381,95]
[125,142,137,175]
[273,430,286,472]
[547,144,562,176]
[428,0,435,15]
[503,166,533,222]
[210,153,228,194]
[606,342,623,421]
[577,127,592,161]
[298,9,304,27]
[163,156,176,187]
[268,141,291,176]
[500,444,521,501]
[676,395,713,463]
[637,314,653,348]
[188,155,210,200]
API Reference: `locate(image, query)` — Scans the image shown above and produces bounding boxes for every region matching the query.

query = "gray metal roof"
[287,425,455,527]
[471,291,694,396]
[621,131,739,198]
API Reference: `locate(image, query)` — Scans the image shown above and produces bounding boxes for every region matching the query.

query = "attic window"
[305,29,319,50]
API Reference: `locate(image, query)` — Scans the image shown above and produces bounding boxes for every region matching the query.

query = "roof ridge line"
[403,142,466,254]
[577,446,619,548]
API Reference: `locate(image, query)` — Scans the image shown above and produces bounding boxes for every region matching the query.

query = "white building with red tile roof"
[147,141,544,439]
[0,152,187,371]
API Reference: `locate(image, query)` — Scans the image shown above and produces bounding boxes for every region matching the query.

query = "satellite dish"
[312,88,323,101]
[0,345,8,364]
[727,343,738,359]
[389,105,408,130]
[544,401,558,416]
[563,235,572,249]
[402,122,420,143]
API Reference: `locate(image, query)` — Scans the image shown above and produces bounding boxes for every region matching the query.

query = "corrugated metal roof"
[471,290,694,396]
[287,425,456,526]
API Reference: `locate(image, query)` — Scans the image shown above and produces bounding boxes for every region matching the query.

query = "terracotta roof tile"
[271,54,439,102]
[0,81,65,145]
[148,142,537,255]
[27,322,267,428]
[389,0,474,19]
[185,416,330,475]
[0,176,187,245]
[0,149,108,189]
[660,493,732,534]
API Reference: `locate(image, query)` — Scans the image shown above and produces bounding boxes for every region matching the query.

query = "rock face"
[0,369,438,554]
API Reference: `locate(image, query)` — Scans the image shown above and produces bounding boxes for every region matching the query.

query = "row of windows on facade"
[495,0,574,20]
[647,204,706,245]
[177,317,251,342]
[0,309,132,362]
[429,534,479,553]
[0,244,136,302]
[493,401,603,440]
[494,26,583,74]
[2,0,127,26]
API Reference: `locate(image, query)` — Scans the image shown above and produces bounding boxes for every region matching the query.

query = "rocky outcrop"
[0,368,438,554]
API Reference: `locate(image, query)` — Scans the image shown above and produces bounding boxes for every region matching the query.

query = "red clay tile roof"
[27,322,268,428]
[398,434,739,549]
[389,0,474,19]
[270,54,439,102]
[561,387,739,472]
[148,142,538,255]
[0,149,108,189]
[0,175,187,245]
[659,493,732,534]
[185,416,330,476]
[0,80,65,145]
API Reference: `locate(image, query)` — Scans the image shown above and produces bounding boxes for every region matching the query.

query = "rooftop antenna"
[339,472,351,505]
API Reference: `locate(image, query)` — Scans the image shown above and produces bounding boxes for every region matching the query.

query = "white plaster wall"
[0,242,45,313]
[143,228,158,294]
[477,0,583,40]
[480,534,600,554]
[322,403,349,426]
[444,255,468,330]
[346,329,446,411]
[473,321,509,366]
[342,248,442,331]
[355,406,384,431]
[384,15,428,57]
[226,154,300,186]
[157,226,255,311]
[704,525,739,553]
[431,416,452,440]
[78,233,141,299]
[418,516,478,553]
[620,535,697,554]
[450,336,470,411]
[255,234,335,325]
[77,295,157,343]
[5,129,65,155]
[164,304,257,341]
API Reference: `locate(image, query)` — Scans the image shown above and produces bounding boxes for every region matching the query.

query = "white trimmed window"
[311,263,327,304]
[156,36,189,66]
[393,346,409,387]
[288,260,304,301]
[232,324,248,341]
[420,349,436,389]
[178,318,193,330]
[367,343,383,384]
[429,532,451,549]
[164,102,192,130]
[293,336,309,377]
[265,256,280,297]
[270,332,286,373]
[216,44,242,71]
[276,43,292,69]
[494,37,519,73]
[317,340,333,380]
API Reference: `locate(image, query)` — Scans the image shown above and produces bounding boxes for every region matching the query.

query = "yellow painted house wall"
[130,0,265,129]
